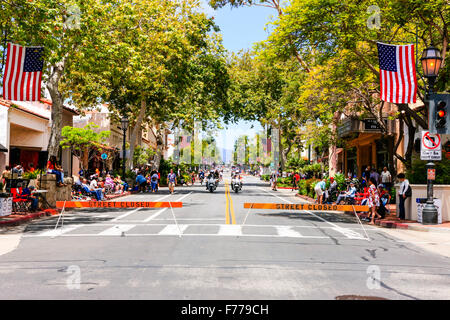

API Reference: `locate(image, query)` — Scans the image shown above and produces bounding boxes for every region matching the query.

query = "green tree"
[1,0,112,159]
[60,123,111,170]
[66,0,230,171]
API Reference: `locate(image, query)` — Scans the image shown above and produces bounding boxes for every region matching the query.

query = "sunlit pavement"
[0,174,449,299]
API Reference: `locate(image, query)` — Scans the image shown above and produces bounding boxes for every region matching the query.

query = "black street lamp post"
[420,47,443,224]
[120,117,129,181]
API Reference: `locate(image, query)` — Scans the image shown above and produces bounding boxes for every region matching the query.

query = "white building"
[0,97,77,174]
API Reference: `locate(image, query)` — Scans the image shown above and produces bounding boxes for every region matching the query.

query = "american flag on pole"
[2,43,44,101]
[377,42,417,104]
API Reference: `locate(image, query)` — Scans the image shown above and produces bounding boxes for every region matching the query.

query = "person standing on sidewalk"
[381,167,392,192]
[292,172,300,191]
[314,179,326,204]
[397,173,411,220]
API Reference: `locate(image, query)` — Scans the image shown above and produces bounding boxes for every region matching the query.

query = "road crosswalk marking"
[158,224,188,235]
[98,224,136,236]
[218,225,242,236]
[276,226,303,238]
[24,224,368,240]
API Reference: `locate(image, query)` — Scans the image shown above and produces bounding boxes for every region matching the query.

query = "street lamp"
[120,116,129,180]
[420,46,442,93]
[420,46,443,225]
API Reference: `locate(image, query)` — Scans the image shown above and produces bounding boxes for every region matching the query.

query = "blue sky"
[200,1,273,152]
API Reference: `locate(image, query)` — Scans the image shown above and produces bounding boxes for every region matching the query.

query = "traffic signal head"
[429,93,450,134]
[436,100,447,129]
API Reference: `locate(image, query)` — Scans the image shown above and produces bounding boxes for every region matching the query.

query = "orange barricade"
[243,203,369,212]
[56,201,183,208]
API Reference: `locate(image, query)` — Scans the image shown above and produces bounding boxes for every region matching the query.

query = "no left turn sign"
[421,131,442,161]
[422,131,441,150]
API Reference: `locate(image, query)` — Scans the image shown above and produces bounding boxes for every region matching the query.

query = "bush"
[298,178,320,199]
[407,156,450,185]
[22,169,44,180]
[261,174,270,181]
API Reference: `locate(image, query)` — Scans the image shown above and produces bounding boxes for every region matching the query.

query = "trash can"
[416,198,442,224]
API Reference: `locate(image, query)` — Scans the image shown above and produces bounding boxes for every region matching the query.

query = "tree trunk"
[46,60,66,160]
[127,99,147,169]
[152,126,165,171]
[328,111,341,177]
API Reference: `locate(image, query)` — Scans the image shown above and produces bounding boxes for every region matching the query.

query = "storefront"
[338,117,397,178]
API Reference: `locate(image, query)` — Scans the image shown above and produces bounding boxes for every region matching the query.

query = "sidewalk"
[0,208,59,226]
[0,191,132,227]
[294,193,450,233]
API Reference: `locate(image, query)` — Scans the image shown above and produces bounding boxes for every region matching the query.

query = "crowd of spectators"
[73,171,129,201]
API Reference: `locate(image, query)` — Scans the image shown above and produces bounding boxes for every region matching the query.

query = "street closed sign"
[421,131,442,161]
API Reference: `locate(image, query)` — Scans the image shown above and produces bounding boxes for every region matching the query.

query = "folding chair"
[11,188,32,214]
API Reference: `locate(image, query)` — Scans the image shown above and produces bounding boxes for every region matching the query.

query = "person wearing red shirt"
[292,172,300,191]
[47,155,65,187]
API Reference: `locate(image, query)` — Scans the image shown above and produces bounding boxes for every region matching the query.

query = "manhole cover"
[336,295,388,300]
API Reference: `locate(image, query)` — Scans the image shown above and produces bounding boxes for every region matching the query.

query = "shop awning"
[0,143,7,152]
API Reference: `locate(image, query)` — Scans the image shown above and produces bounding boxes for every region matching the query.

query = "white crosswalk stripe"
[158,224,188,235]
[98,224,136,236]
[276,226,303,238]
[218,225,242,236]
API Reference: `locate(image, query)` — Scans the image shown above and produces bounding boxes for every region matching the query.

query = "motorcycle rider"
[232,170,243,190]
[206,170,216,190]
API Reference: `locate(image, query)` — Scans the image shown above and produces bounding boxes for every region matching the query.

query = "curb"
[0,209,59,227]
[295,193,315,203]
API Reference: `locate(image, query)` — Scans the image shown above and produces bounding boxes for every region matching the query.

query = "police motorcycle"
[206,170,218,193]
[231,171,242,193]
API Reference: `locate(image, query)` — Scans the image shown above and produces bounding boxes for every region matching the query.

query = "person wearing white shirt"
[397,173,410,220]
[381,167,392,191]
[89,178,104,201]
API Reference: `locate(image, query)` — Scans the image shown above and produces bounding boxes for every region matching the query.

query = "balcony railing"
[337,117,395,138]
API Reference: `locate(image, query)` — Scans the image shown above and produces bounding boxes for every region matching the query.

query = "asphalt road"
[0,174,449,300]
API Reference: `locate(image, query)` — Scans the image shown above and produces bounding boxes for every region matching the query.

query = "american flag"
[377,42,417,104]
[2,43,44,101]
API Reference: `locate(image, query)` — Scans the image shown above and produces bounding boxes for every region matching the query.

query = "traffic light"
[436,100,447,129]
[429,93,450,134]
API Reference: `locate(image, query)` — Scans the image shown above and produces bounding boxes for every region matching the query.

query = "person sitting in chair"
[21,185,39,211]
[336,182,357,205]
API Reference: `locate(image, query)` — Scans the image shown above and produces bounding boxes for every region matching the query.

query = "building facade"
[0,97,77,175]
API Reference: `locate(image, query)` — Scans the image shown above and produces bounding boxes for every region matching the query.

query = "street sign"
[427,168,436,180]
[421,131,442,161]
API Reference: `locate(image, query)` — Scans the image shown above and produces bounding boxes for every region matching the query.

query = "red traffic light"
[438,110,446,118]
